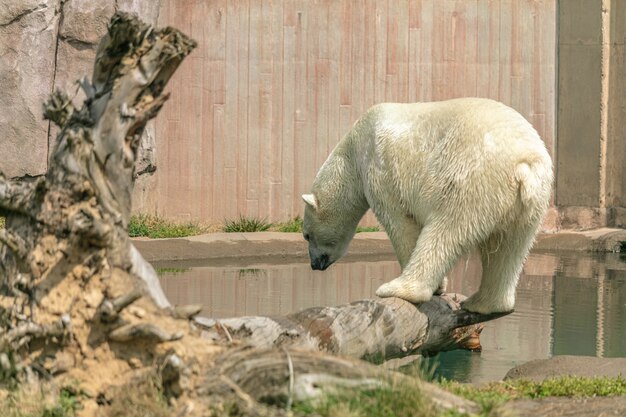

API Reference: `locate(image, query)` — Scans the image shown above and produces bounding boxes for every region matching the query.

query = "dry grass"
[0,384,81,417]
[102,373,171,417]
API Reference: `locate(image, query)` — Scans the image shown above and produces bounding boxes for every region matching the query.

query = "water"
[156,251,626,383]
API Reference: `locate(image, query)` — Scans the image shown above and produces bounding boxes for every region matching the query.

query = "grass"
[0,373,624,417]
[0,374,171,417]
[0,386,82,417]
[357,225,380,233]
[155,267,191,275]
[91,213,381,238]
[442,375,626,416]
[128,214,208,239]
[0,217,4,229]
[223,216,272,233]
[292,377,439,417]
[272,216,303,232]
[270,216,380,234]
[292,375,626,417]
[103,373,170,417]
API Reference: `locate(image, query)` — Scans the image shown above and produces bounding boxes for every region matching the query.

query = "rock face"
[0,0,160,184]
[0,0,60,178]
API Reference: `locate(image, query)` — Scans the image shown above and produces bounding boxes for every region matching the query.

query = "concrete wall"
[2,0,624,230]
[153,0,557,225]
[607,0,626,224]
[556,0,626,229]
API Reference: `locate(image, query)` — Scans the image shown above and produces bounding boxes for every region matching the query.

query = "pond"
[156,251,626,384]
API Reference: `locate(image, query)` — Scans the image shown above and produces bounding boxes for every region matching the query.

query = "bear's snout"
[311,253,331,271]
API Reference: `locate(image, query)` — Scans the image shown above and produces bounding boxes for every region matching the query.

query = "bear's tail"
[515,161,553,219]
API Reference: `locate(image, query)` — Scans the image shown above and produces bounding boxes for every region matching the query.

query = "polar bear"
[301,98,553,314]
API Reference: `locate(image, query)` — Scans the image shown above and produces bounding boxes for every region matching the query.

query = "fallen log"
[0,12,508,416]
[197,293,511,360]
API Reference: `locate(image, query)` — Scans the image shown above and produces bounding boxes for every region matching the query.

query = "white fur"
[302,98,553,314]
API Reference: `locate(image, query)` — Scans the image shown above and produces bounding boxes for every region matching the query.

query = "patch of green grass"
[0,217,4,229]
[356,225,380,233]
[273,216,303,233]
[155,267,191,275]
[223,216,271,233]
[441,375,626,416]
[128,214,207,239]
[293,377,439,417]
[42,388,81,417]
[269,217,380,234]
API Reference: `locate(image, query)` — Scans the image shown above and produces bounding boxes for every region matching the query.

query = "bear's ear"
[302,193,318,210]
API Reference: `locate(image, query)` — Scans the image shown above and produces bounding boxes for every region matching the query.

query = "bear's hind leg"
[462,227,537,314]
[375,220,466,303]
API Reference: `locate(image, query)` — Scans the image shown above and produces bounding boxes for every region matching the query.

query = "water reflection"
[157,251,626,383]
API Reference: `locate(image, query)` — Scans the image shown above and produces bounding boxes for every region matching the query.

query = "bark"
[0,12,510,416]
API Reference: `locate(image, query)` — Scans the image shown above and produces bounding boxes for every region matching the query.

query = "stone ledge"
[133,228,626,263]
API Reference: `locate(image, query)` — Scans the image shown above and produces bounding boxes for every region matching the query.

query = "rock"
[84,289,104,309]
[0,0,60,178]
[118,0,162,26]
[59,0,115,45]
[505,356,626,382]
[1,0,161,180]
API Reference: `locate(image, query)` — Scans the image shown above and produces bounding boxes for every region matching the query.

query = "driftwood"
[0,12,510,416]
[197,293,510,360]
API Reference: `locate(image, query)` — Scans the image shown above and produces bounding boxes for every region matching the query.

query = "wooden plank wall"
[155,0,556,224]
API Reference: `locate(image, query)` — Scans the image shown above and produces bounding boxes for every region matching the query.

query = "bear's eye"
[303,233,310,241]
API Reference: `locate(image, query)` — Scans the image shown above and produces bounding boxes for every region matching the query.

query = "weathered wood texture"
[154,0,556,224]
[196,293,506,360]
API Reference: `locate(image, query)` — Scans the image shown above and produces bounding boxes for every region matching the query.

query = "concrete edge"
[134,228,626,250]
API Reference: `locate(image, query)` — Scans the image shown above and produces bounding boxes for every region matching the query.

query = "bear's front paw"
[461,294,514,315]
[375,279,433,304]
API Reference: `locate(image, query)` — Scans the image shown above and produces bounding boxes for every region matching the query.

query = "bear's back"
[354,98,551,221]
[362,98,547,166]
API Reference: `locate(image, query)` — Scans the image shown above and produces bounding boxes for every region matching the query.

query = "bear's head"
[301,193,356,271]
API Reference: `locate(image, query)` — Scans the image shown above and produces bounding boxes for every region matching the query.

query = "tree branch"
[0,229,29,261]
[0,174,45,218]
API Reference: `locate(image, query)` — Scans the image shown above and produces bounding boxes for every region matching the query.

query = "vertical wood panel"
[155,0,557,226]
